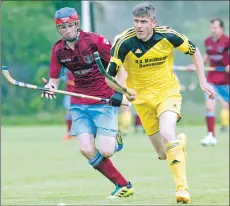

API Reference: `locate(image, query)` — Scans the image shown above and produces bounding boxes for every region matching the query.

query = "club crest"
[217,46,224,53]
[83,54,93,64]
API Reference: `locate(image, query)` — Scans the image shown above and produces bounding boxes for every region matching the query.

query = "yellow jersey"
[107,26,196,104]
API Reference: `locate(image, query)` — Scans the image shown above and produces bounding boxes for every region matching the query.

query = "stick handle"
[94,52,133,96]
[2,66,130,106]
[174,65,227,72]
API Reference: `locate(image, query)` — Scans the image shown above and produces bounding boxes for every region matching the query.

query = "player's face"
[210,21,223,38]
[57,21,79,40]
[133,16,156,41]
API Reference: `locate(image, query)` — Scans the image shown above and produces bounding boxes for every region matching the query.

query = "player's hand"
[199,81,216,100]
[109,91,123,107]
[125,88,136,102]
[41,78,56,100]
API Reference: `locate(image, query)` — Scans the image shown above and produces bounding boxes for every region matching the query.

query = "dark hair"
[132,2,156,20]
[210,18,224,28]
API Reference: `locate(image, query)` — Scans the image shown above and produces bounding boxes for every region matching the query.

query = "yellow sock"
[165,141,188,191]
[176,133,187,158]
[220,108,229,127]
[118,111,132,134]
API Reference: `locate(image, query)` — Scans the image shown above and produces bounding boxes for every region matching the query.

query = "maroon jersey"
[50,30,114,104]
[204,34,229,85]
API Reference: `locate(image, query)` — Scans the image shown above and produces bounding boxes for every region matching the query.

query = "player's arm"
[105,37,127,91]
[168,29,216,99]
[105,65,127,93]
[187,42,209,71]
[41,46,62,99]
[203,53,209,65]
[96,35,125,88]
[49,46,62,88]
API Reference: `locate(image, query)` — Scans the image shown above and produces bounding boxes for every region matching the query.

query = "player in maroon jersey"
[200,18,229,146]
[187,18,229,145]
[41,7,134,198]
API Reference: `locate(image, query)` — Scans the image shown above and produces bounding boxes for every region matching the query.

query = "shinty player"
[105,3,216,204]
[199,18,229,145]
[41,7,134,198]
[187,18,229,145]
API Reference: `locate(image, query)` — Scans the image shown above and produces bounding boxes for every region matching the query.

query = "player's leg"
[98,133,133,198]
[148,131,187,160]
[148,132,166,160]
[70,106,98,159]
[201,84,217,145]
[134,100,189,203]
[216,85,229,132]
[118,105,132,136]
[218,98,229,132]
[157,96,190,203]
[70,105,132,197]
[135,113,144,132]
[63,110,73,140]
[134,103,166,159]
[63,95,73,140]
[88,104,133,198]
[159,111,189,190]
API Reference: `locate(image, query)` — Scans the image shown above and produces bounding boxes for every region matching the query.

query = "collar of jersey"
[64,38,80,49]
[64,30,83,49]
[211,34,224,43]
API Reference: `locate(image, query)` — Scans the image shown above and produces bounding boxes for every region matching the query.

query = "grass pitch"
[1,126,229,205]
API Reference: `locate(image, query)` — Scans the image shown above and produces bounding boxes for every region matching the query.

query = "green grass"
[1,126,229,205]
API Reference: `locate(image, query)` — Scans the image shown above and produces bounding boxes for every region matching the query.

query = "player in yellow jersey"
[105,2,216,203]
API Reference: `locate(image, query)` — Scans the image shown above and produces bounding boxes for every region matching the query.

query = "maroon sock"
[206,116,215,136]
[66,120,72,132]
[94,158,128,186]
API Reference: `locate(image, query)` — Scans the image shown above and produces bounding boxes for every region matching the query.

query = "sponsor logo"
[135,48,142,54]
[60,58,71,63]
[209,54,223,61]
[73,68,93,75]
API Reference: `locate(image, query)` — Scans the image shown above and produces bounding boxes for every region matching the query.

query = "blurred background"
[1,1,229,125]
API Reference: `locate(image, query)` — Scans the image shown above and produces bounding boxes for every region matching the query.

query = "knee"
[222,102,229,110]
[206,106,214,113]
[79,146,96,157]
[99,149,114,158]
[206,102,215,112]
